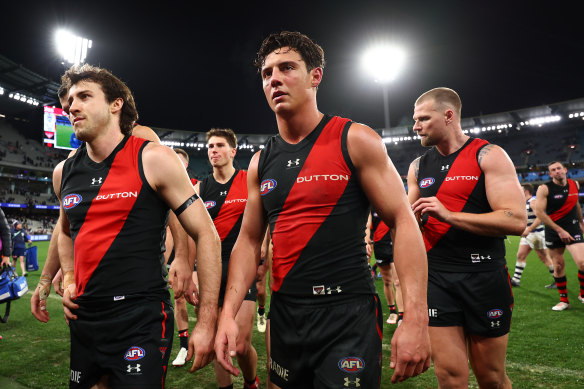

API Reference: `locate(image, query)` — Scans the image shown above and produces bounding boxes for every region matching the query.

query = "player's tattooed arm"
[477,144,495,166]
[412,157,421,181]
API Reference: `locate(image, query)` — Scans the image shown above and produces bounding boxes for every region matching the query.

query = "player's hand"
[1,256,10,267]
[412,196,451,223]
[62,283,79,324]
[31,274,52,322]
[168,257,193,300]
[187,311,217,372]
[214,315,240,376]
[52,268,64,297]
[184,281,199,306]
[389,319,431,383]
[521,228,531,238]
[557,228,575,244]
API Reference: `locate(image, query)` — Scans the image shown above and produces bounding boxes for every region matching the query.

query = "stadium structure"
[1,54,583,239]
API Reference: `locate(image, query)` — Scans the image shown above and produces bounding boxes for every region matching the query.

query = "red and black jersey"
[61,136,169,300]
[371,211,393,261]
[199,170,247,262]
[257,115,374,297]
[417,137,505,272]
[545,179,580,226]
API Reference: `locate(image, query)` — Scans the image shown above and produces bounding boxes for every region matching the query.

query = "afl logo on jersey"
[487,309,503,319]
[419,177,435,188]
[63,193,82,209]
[124,346,145,361]
[338,357,365,373]
[260,179,277,196]
[204,200,216,209]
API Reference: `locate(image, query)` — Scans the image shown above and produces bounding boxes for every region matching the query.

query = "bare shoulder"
[346,122,388,167]
[141,142,180,170]
[478,143,513,171]
[132,125,161,144]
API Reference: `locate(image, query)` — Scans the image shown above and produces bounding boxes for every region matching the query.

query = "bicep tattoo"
[477,144,495,166]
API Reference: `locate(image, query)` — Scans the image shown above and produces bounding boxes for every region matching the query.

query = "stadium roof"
[0,54,61,116]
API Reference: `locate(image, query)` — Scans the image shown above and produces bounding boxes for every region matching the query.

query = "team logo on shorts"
[419,177,435,188]
[487,309,503,319]
[338,356,365,373]
[124,346,145,361]
[204,200,216,209]
[63,193,82,209]
[260,179,277,196]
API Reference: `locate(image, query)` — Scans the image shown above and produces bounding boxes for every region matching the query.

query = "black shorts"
[545,224,584,249]
[269,293,382,388]
[218,261,257,307]
[427,267,513,337]
[69,296,174,389]
[373,245,393,266]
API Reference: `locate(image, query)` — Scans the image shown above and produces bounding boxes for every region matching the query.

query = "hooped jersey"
[61,136,169,300]
[257,115,375,297]
[199,169,247,262]
[544,179,580,226]
[526,196,544,233]
[417,137,505,272]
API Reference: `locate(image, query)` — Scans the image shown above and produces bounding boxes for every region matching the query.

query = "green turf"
[1,238,583,388]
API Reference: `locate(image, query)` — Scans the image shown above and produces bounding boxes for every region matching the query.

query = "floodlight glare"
[362,44,405,83]
[56,29,92,65]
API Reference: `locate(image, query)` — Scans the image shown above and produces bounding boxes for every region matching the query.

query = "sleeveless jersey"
[199,170,247,262]
[526,196,543,233]
[61,135,169,300]
[371,212,392,250]
[545,179,580,226]
[417,137,505,272]
[257,115,374,297]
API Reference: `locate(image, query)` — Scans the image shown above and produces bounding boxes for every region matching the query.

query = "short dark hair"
[254,31,325,72]
[61,64,138,136]
[547,161,565,169]
[206,128,237,149]
[416,87,462,119]
[522,183,534,195]
[174,148,189,163]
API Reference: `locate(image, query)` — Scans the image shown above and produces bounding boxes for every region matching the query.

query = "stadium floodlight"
[361,43,406,131]
[55,29,92,65]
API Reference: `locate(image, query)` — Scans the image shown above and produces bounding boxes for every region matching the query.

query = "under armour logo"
[441,165,450,171]
[326,286,342,295]
[220,191,227,196]
[91,177,103,185]
[127,364,141,373]
[344,377,360,387]
[287,159,300,167]
[490,321,500,328]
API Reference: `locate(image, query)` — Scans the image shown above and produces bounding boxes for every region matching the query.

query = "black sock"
[388,304,397,314]
[219,385,233,389]
[258,305,265,316]
[178,329,189,349]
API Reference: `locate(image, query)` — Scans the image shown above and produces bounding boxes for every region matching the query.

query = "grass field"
[1,237,583,388]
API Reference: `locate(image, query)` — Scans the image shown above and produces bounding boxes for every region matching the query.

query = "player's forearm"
[534,209,563,233]
[446,209,526,236]
[193,232,221,318]
[392,223,428,323]
[42,226,62,277]
[222,243,259,320]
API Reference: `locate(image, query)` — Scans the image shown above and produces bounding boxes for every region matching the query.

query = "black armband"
[173,194,199,216]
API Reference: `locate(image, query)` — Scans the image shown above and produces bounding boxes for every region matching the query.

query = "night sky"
[2,1,582,135]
